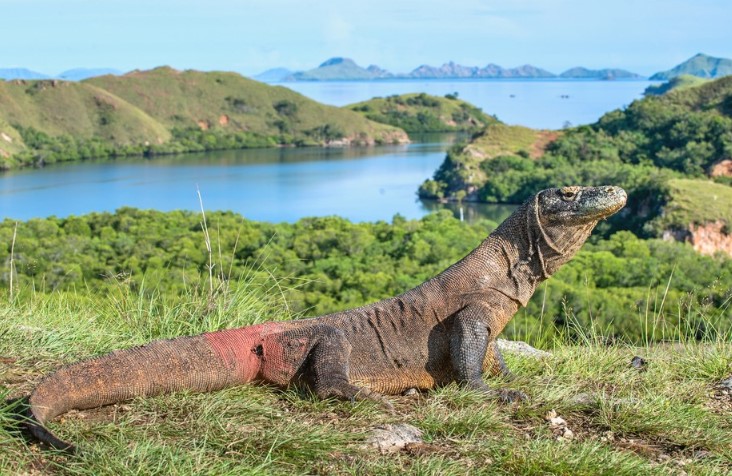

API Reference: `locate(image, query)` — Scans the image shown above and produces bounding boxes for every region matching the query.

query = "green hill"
[0,68,408,170]
[650,53,732,80]
[347,93,498,133]
[86,67,402,143]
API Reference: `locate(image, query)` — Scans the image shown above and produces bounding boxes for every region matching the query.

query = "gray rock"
[630,355,647,371]
[496,339,551,359]
[570,392,597,406]
[717,376,732,390]
[366,423,423,454]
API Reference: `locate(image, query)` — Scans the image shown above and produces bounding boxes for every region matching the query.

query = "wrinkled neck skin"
[467,194,597,307]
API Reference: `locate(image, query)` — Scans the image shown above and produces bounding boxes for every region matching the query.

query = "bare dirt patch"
[529,131,560,159]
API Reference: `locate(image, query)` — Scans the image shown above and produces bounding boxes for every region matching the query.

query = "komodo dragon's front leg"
[449,303,526,402]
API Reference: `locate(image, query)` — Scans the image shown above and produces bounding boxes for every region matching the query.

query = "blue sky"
[1,0,730,76]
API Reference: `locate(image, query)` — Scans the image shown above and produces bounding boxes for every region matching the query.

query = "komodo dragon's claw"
[495,388,528,404]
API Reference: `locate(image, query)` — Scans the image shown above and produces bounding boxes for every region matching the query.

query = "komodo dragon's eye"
[559,187,580,202]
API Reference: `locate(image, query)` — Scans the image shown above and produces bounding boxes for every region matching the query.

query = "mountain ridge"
[261,57,645,81]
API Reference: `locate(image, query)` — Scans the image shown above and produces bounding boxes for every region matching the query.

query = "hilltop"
[347,92,498,133]
[58,68,123,81]
[0,67,407,169]
[650,53,732,80]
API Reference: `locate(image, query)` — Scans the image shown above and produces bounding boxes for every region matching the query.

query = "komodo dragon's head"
[482,185,626,307]
[528,185,627,275]
[537,185,626,226]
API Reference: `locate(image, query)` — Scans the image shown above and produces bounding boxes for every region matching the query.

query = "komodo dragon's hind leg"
[450,304,526,403]
[301,325,394,411]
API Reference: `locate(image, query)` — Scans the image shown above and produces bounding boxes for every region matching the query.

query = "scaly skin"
[25,185,626,451]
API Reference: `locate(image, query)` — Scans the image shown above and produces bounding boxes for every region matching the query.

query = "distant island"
[0,68,49,80]
[0,67,123,81]
[650,53,732,80]
[254,57,645,82]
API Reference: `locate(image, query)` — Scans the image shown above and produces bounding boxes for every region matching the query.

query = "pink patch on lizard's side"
[258,334,311,384]
[203,323,283,383]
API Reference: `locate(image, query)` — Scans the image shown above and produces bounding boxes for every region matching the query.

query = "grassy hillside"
[0,118,25,158]
[0,79,171,168]
[87,67,404,145]
[647,178,732,233]
[0,80,170,142]
[418,123,559,200]
[348,93,498,133]
[0,68,408,170]
[1,282,730,474]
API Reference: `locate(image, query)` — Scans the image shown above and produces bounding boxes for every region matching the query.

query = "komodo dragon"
[24,185,626,451]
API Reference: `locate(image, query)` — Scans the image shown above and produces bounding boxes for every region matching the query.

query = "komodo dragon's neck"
[429,196,586,309]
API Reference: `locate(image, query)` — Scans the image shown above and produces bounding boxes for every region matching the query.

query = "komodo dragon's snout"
[23,185,626,452]
[538,185,627,224]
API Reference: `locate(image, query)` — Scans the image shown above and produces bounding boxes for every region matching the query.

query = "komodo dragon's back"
[24,185,626,451]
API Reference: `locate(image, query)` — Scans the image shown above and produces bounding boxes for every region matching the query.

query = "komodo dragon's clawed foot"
[352,388,396,414]
[316,382,395,413]
[493,388,528,404]
[461,379,527,404]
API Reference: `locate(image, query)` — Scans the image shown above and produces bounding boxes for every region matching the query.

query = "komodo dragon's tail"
[27,327,267,451]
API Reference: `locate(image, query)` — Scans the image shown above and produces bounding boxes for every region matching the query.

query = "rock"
[630,356,647,371]
[666,221,732,258]
[710,159,732,178]
[402,388,419,398]
[366,423,423,454]
[717,376,732,391]
[496,339,551,359]
[570,392,596,406]
[545,409,574,440]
